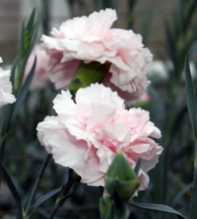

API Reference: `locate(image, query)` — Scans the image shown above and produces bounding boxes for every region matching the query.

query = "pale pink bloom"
[37,84,162,190]
[24,45,80,89]
[42,9,152,99]
[0,58,15,107]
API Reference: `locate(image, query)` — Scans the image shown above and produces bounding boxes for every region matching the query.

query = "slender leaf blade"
[185,55,197,137]
[0,161,21,203]
[15,8,38,92]
[0,160,23,218]
[32,187,62,209]
[184,55,197,219]
[131,201,187,219]
[12,56,36,118]
[26,154,51,210]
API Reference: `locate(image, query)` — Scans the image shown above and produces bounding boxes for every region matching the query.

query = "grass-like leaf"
[0,57,36,160]
[165,23,178,79]
[25,154,51,211]
[31,187,62,209]
[12,57,36,118]
[14,8,38,92]
[182,0,197,33]
[1,9,38,160]
[20,9,37,58]
[185,55,197,137]
[130,201,187,219]
[184,55,197,219]
[0,160,23,218]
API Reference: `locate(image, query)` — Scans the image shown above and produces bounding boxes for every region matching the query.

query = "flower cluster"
[0,57,15,107]
[35,9,162,193]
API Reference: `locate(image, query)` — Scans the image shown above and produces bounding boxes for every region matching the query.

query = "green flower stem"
[25,154,52,212]
[49,193,71,219]
[49,170,80,219]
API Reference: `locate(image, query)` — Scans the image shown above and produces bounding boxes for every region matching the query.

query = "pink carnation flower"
[24,45,80,89]
[37,84,162,190]
[41,9,152,99]
[0,58,15,107]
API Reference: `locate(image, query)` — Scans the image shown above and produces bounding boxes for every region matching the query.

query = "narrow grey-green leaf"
[0,160,23,218]
[27,8,36,32]
[185,55,197,137]
[185,55,197,219]
[130,201,187,219]
[15,8,38,91]
[25,154,52,211]
[32,187,62,209]
[12,56,36,118]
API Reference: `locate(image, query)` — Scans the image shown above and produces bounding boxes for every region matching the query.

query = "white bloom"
[0,58,15,107]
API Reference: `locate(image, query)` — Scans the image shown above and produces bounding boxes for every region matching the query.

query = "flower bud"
[106,154,140,200]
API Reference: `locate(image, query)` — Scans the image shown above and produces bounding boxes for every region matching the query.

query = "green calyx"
[105,154,140,201]
[68,61,110,94]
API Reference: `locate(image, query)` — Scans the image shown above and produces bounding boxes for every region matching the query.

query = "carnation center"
[68,61,111,93]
